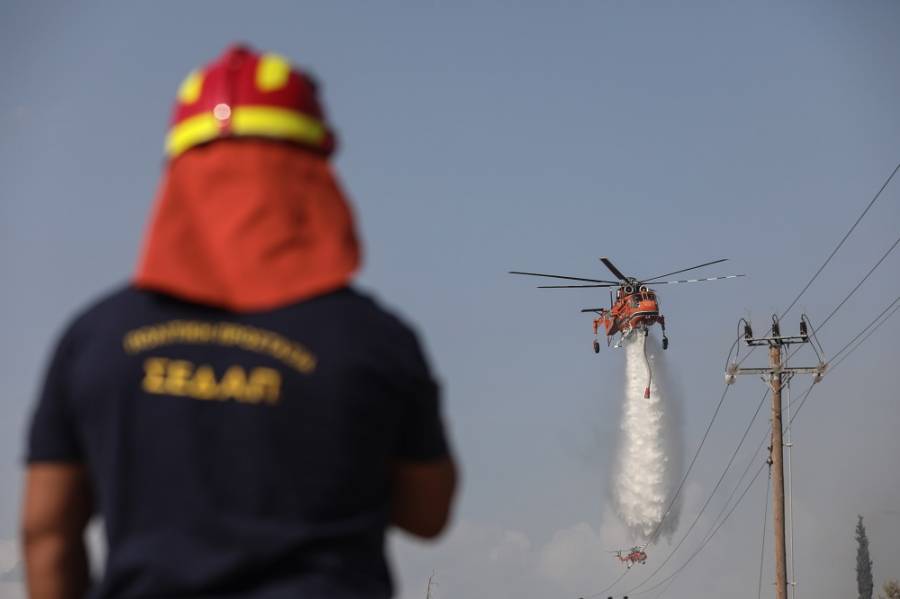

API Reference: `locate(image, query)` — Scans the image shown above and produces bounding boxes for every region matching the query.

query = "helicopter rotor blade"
[580,308,606,312]
[600,257,628,281]
[639,258,729,283]
[537,284,618,288]
[509,271,618,284]
[649,274,745,285]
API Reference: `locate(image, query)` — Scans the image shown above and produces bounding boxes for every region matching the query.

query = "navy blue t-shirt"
[27,285,448,599]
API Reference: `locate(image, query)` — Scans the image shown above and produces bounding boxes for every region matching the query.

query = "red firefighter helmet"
[165,44,337,159]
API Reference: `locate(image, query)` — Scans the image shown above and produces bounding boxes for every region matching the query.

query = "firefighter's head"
[136,45,360,311]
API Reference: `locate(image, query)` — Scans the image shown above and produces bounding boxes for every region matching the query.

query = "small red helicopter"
[510,257,744,353]
[611,546,648,568]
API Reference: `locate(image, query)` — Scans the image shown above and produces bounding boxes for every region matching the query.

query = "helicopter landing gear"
[660,316,669,350]
[593,339,600,353]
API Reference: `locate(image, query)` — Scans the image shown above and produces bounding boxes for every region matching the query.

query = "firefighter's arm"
[391,456,457,539]
[22,463,92,599]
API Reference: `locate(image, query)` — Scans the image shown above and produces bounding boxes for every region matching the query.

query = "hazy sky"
[2,2,899,598]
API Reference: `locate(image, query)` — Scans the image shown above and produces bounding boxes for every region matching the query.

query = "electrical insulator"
[800,319,808,339]
[726,363,737,385]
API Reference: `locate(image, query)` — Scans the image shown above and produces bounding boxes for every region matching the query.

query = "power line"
[645,384,733,545]
[584,568,630,599]
[638,461,768,596]
[592,284,891,598]
[647,361,858,598]
[577,335,747,599]
[730,326,823,599]
[650,576,676,599]
[624,388,769,594]
[631,406,786,598]
[814,234,900,333]
[786,301,898,426]
[780,161,900,319]
[830,303,900,372]
[740,222,897,370]
[642,330,755,547]
[706,306,898,599]
[829,294,900,366]
[660,329,806,590]
[787,233,900,363]
[654,420,771,598]
[579,162,899,598]
[787,383,816,429]
[647,241,898,596]
[640,162,900,596]
[594,218,898,596]
[785,302,899,456]
[715,431,770,533]
[605,346,772,597]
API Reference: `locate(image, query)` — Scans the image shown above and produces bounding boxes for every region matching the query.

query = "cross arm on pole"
[725,362,827,384]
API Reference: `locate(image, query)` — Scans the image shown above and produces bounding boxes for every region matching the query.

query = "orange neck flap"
[135,140,361,311]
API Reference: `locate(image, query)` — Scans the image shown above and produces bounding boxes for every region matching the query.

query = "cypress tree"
[856,515,874,599]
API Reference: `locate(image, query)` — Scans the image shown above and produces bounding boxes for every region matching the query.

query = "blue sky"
[2,2,899,597]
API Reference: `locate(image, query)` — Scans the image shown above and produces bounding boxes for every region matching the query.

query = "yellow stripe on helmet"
[165,112,220,157]
[231,106,326,145]
[165,106,327,158]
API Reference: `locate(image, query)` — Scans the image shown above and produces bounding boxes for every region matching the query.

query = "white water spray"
[612,332,683,542]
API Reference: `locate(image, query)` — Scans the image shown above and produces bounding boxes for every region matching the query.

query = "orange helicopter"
[611,546,648,568]
[510,257,744,353]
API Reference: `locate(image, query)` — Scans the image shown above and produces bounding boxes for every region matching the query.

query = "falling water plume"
[612,332,683,542]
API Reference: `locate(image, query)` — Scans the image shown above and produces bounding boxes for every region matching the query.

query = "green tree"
[879,579,900,599]
[857,515,874,599]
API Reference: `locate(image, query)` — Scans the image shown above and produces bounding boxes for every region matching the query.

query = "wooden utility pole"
[769,343,788,599]
[726,315,826,599]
